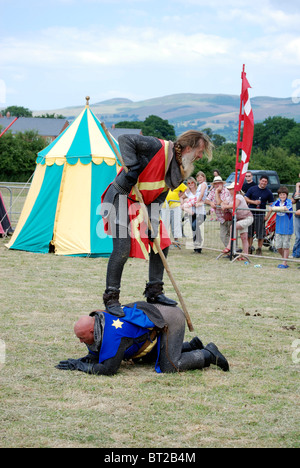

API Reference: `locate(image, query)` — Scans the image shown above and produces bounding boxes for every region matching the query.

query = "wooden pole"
[0,117,18,139]
[101,122,195,332]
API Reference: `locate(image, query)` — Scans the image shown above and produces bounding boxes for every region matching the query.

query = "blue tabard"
[91,304,162,372]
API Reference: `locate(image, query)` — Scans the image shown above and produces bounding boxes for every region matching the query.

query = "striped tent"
[6,99,120,256]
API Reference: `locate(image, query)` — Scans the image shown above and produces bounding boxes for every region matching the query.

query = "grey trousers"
[154,304,206,373]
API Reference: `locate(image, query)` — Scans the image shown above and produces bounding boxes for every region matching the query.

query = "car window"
[226,172,278,187]
[226,173,236,183]
[268,175,278,185]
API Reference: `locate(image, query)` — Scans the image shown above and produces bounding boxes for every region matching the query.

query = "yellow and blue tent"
[6,99,120,256]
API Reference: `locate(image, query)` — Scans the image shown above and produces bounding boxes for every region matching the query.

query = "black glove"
[124,163,141,186]
[78,354,97,364]
[55,358,94,374]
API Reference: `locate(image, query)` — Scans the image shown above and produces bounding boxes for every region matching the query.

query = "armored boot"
[182,337,204,353]
[103,288,125,317]
[204,342,230,372]
[177,349,206,371]
[144,282,178,307]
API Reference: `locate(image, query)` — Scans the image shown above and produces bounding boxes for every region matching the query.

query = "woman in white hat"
[221,182,254,259]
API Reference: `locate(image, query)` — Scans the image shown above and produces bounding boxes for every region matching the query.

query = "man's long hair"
[176,130,213,161]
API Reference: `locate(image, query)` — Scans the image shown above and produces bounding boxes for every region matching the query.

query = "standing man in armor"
[101,131,213,317]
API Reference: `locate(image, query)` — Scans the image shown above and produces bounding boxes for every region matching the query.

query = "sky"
[0,0,300,111]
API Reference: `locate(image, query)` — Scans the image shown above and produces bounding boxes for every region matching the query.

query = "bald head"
[74,316,95,345]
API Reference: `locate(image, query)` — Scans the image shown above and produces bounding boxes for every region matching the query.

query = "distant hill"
[33,93,300,141]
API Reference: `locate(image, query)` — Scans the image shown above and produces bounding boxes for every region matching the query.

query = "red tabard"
[101,139,172,260]
[127,140,171,259]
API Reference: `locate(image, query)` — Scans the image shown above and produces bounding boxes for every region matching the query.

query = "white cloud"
[223,6,300,34]
[1,0,300,107]
[0,79,6,104]
[284,37,300,62]
[0,26,236,69]
[1,22,298,75]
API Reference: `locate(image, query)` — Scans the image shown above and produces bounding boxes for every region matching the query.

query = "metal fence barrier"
[0,182,30,228]
[219,206,299,266]
[1,181,299,267]
[163,201,300,266]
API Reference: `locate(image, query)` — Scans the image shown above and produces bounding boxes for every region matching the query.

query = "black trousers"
[107,236,169,290]
[104,189,168,290]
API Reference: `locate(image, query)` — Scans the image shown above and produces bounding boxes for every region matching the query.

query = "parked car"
[226,170,280,194]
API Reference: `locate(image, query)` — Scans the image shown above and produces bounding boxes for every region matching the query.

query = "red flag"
[229,66,254,257]
[234,66,254,192]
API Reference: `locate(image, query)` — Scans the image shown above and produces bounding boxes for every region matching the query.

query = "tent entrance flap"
[8,164,64,253]
[53,162,91,255]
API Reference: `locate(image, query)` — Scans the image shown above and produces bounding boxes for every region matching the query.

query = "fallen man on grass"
[56,302,229,375]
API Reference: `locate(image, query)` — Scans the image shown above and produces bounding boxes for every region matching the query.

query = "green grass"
[0,237,299,448]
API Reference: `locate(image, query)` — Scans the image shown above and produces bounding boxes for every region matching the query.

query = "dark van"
[226,170,280,194]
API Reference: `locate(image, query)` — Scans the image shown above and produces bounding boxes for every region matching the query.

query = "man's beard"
[181,150,196,179]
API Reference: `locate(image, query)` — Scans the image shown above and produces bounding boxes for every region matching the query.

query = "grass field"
[0,236,299,448]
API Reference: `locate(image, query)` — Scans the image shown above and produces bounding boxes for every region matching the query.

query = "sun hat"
[212,176,226,184]
[227,182,236,190]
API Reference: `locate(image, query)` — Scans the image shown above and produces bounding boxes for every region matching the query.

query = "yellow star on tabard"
[112,319,124,330]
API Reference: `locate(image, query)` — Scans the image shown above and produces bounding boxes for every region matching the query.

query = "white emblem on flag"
[244,99,252,117]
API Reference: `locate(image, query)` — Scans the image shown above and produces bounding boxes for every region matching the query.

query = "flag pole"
[0,117,18,139]
[230,65,245,260]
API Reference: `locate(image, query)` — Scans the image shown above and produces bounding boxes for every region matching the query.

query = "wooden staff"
[101,121,195,332]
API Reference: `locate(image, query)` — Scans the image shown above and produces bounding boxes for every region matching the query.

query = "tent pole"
[100,122,195,333]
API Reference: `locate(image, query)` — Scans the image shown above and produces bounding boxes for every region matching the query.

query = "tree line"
[196,116,300,184]
[0,108,299,184]
[1,105,65,119]
[115,115,300,184]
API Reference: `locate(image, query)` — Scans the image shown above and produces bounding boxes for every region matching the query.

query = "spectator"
[181,177,204,253]
[181,177,198,213]
[195,171,208,204]
[161,183,187,243]
[296,207,300,269]
[291,182,300,259]
[221,182,254,260]
[242,171,256,193]
[294,173,300,200]
[245,175,274,255]
[207,171,220,221]
[268,186,293,269]
[205,176,232,247]
[187,171,208,253]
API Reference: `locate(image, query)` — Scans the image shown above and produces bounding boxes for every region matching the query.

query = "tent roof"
[36,104,121,166]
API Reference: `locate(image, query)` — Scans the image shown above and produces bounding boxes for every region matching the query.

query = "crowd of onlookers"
[161,170,300,269]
